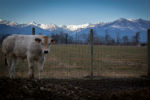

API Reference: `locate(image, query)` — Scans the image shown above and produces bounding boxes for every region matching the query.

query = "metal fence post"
[32,27,35,35]
[90,29,94,79]
[148,29,150,77]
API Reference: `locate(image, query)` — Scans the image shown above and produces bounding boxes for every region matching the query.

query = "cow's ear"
[35,38,41,43]
[51,39,56,44]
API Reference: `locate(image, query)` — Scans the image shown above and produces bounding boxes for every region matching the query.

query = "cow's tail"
[4,54,8,66]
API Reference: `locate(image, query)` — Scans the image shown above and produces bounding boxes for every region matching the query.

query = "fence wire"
[0,32,148,79]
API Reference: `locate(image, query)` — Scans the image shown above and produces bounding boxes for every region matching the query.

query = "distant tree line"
[0,30,144,46]
[51,30,143,46]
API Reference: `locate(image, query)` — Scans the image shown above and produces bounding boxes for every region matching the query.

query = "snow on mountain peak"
[115,18,137,23]
[40,24,57,30]
[0,19,8,24]
[8,21,17,26]
[0,19,17,26]
[66,24,89,31]
[28,21,37,25]
[127,18,136,22]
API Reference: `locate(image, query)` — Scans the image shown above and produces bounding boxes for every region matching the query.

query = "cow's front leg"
[27,57,34,79]
[38,56,45,79]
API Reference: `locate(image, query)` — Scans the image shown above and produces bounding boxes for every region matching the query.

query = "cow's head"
[35,35,55,54]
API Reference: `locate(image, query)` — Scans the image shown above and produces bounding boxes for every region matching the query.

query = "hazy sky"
[0,0,149,25]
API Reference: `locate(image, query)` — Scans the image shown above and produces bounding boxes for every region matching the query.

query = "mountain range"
[0,18,150,43]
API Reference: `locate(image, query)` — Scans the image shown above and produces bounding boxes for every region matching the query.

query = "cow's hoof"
[10,76,15,79]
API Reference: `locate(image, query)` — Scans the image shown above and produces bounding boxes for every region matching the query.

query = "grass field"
[0,44,148,79]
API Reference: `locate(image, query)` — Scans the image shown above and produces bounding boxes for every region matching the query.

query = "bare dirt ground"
[0,77,150,100]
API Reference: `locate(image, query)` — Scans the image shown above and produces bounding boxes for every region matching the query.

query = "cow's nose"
[44,50,48,54]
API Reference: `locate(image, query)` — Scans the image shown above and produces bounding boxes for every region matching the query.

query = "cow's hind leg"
[7,56,17,79]
[7,56,12,78]
[27,57,34,79]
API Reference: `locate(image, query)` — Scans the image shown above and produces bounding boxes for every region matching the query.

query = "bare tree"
[104,30,115,45]
[105,30,109,45]
[132,32,140,45]
[122,35,129,45]
[93,30,103,45]
[116,32,120,45]
[135,32,140,45]
[51,31,68,44]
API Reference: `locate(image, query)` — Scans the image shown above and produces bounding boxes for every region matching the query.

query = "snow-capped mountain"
[76,18,150,42]
[0,19,17,26]
[28,21,37,26]
[105,18,149,31]
[0,18,150,42]
[40,24,57,30]
[1,18,149,32]
[27,21,58,31]
[66,24,90,31]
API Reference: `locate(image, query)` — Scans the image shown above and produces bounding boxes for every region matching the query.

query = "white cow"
[2,34,55,79]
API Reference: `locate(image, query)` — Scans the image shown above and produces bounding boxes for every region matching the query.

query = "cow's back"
[13,35,31,57]
[2,35,41,58]
[2,35,17,54]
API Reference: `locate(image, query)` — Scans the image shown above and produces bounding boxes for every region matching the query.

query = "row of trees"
[96,31,140,45]
[0,31,142,46]
[51,31,141,46]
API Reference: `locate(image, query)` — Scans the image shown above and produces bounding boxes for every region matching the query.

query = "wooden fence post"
[32,27,35,35]
[90,29,94,79]
[148,29,150,77]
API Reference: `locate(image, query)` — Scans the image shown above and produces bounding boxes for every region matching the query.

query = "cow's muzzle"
[44,50,48,54]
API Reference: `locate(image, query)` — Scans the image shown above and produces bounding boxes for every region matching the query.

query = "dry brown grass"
[0,44,148,79]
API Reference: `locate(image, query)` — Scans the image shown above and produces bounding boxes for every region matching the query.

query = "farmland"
[0,44,147,78]
[0,44,149,100]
